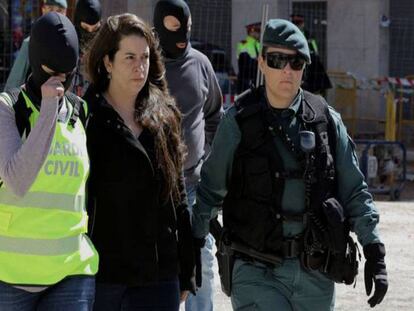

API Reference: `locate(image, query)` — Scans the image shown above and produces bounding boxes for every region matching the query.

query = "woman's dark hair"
[86,13,186,203]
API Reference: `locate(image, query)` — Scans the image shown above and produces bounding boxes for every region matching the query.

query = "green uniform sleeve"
[5,38,30,91]
[192,107,241,238]
[330,107,381,246]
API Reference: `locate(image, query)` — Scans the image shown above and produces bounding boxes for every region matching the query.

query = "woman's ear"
[103,55,112,73]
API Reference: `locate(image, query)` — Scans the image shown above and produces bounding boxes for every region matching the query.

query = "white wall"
[327,0,389,78]
[230,0,390,78]
[127,0,154,25]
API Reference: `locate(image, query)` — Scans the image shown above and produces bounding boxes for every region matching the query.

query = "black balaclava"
[28,12,79,99]
[153,0,191,59]
[74,0,102,54]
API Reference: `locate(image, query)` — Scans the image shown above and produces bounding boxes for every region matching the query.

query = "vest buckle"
[282,237,303,258]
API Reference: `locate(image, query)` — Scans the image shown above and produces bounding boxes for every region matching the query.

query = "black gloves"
[194,237,206,288]
[363,243,388,308]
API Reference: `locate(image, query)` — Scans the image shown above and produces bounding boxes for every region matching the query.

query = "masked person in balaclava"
[72,0,102,97]
[153,1,223,310]
[153,0,191,59]
[4,0,68,91]
[27,11,78,100]
[0,12,98,310]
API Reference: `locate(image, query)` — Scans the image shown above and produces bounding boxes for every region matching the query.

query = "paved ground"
[182,183,414,310]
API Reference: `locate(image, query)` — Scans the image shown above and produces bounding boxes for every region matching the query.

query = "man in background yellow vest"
[236,22,261,94]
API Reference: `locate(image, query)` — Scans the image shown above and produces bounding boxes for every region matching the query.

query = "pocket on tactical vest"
[242,157,272,201]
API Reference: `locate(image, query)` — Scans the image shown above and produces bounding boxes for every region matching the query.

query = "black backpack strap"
[65,91,88,128]
[0,88,33,137]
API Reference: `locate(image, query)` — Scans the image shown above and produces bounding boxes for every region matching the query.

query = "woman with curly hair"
[85,13,196,310]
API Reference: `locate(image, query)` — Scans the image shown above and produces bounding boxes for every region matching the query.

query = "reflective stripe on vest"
[0,90,98,285]
[0,235,83,255]
[0,189,84,212]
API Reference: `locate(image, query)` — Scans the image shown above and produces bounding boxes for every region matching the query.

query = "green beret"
[262,19,311,63]
[43,0,68,9]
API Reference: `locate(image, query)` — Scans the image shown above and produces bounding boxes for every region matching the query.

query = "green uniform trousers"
[231,258,335,311]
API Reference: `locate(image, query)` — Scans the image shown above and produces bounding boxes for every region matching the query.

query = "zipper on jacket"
[88,197,97,237]
[155,243,159,263]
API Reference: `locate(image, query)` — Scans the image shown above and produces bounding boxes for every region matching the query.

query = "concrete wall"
[326,0,390,135]
[101,0,128,18]
[327,0,389,78]
[127,0,154,24]
[101,0,153,28]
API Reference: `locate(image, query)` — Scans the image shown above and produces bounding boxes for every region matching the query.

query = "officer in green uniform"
[193,19,388,310]
[236,22,261,94]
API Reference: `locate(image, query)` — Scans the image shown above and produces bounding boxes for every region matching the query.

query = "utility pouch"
[323,235,360,285]
[210,218,235,297]
[322,197,347,254]
[321,197,360,284]
[216,238,235,297]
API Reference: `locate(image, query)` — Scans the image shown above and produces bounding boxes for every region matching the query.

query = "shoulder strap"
[302,91,337,160]
[302,91,337,196]
[5,87,21,104]
[65,91,88,127]
[234,86,264,120]
[0,88,33,137]
[302,91,329,123]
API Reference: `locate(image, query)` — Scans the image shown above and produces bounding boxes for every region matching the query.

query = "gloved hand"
[363,243,388,308]
[193,237,206,288]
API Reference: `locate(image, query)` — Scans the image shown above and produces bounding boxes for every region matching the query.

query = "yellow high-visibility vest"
[0,90,98,285]
[237,35,261,59]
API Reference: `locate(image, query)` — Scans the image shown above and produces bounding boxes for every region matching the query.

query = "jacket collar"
[92,92,154,174]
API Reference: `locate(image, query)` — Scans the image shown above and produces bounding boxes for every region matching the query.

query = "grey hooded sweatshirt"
[164,46,223,185]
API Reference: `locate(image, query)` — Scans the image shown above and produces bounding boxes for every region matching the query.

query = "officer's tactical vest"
[223,88,336,255]
[0,89,98,285]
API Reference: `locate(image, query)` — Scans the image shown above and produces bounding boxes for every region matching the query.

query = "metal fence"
[2,0,414,146]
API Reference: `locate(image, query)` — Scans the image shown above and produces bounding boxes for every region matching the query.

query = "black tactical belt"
[233,238,303,266]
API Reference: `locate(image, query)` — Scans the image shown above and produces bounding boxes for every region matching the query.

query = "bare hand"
[180,290,189,303]
[41,76,65,100]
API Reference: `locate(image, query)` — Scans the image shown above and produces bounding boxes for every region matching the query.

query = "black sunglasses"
[265,52,306,71]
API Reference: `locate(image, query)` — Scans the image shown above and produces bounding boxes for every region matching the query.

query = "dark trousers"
[0,276,95,311]
[94,277,180,311]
